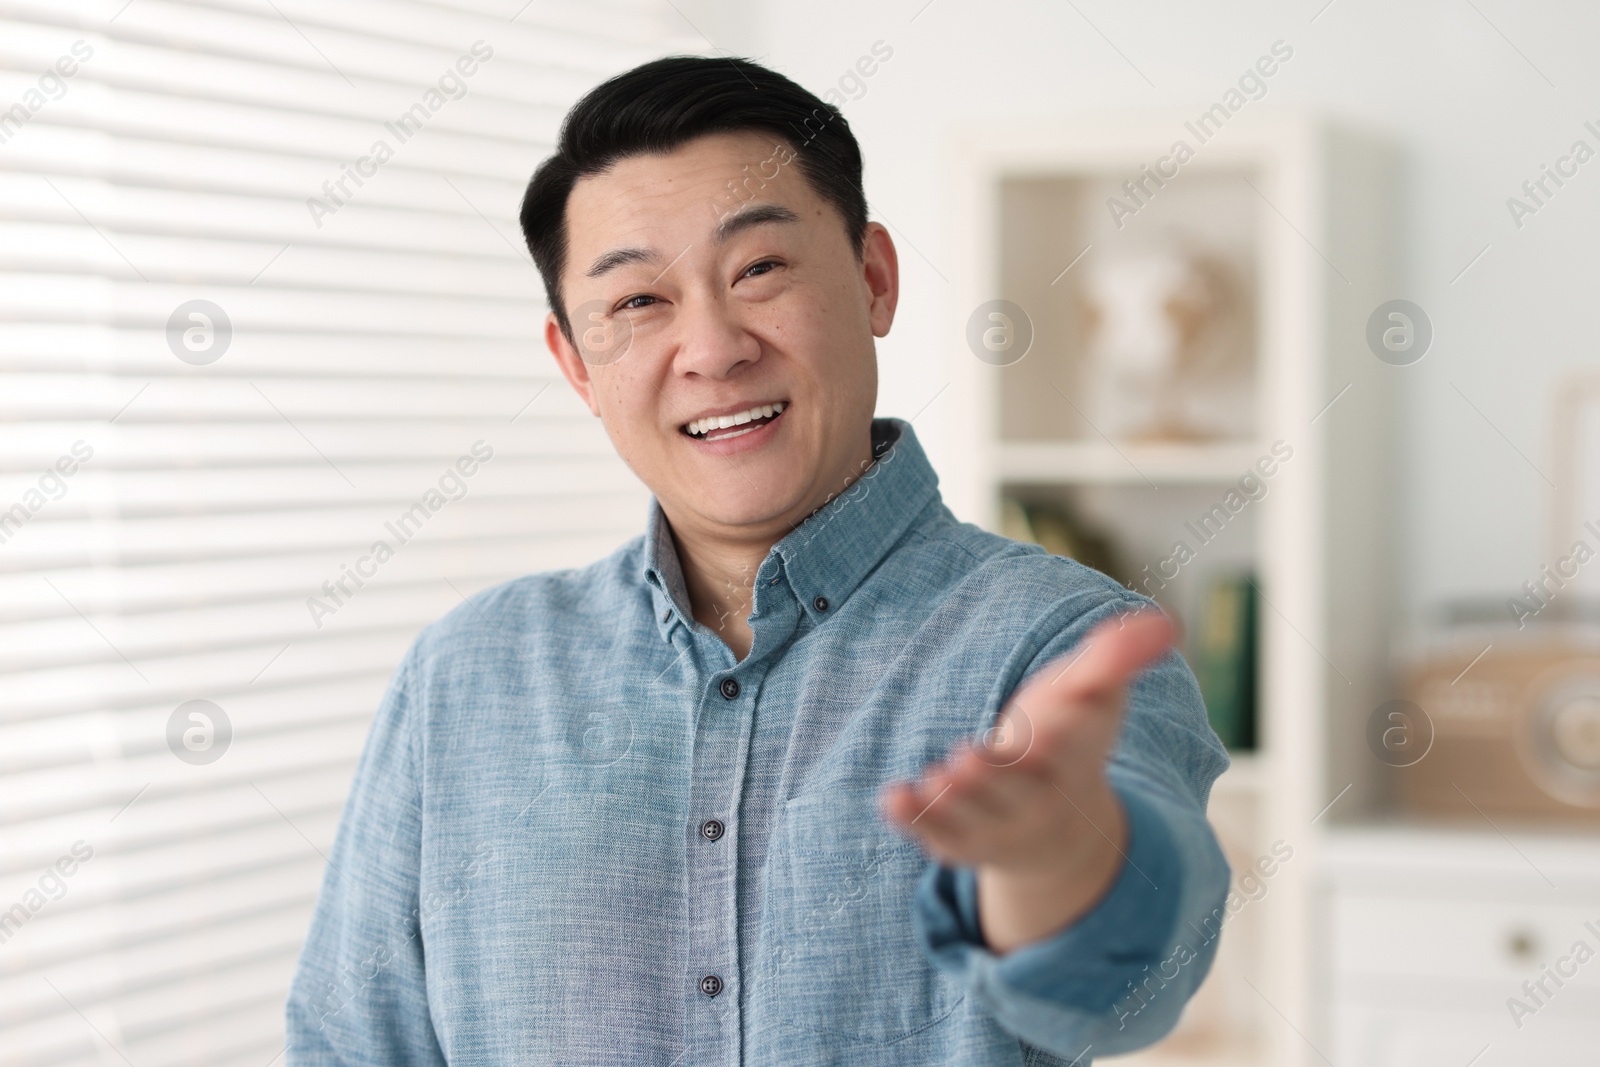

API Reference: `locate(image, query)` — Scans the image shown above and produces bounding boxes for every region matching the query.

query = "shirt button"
[701,819,724,841]
[700,974,722,997]
[719,677,740,700]
[813,595,829,612]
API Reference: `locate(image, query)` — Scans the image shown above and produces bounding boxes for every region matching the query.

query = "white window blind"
[0,2,681,1063]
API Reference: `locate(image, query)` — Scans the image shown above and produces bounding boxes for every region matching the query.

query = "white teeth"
[686,401,785,437]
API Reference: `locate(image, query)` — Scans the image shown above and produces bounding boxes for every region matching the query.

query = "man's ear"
[545,311,602,417]
[861,221,899,338]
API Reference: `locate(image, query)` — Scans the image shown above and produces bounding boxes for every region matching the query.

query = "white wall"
[678,0,1600,630]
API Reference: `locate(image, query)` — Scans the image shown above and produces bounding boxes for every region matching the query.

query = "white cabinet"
[1323,828,1600,1066]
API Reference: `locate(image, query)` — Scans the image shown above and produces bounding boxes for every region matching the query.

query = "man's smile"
[680,399,789,442]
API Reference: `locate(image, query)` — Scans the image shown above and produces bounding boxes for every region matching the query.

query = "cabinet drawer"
[1335,1002,1600,1066]
[1331,891,1600,986]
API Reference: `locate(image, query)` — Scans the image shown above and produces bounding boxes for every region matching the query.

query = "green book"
[1193,574,1256,750]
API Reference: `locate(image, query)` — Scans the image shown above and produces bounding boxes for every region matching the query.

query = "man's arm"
[285,641,447,1066]
[887,595,1232,1058]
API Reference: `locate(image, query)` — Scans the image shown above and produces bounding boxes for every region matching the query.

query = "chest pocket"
[757,787,966,1043]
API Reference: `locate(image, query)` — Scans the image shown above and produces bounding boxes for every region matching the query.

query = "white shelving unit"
[942,110,1396,1066]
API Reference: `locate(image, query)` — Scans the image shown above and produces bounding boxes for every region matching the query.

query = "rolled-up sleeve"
[911,591,1233,1060]
[285,638,447,1066]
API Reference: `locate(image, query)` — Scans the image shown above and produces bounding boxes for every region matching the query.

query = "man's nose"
[672,296,761,380]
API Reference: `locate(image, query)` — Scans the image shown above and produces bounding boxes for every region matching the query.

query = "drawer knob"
[1505,928,1539,962]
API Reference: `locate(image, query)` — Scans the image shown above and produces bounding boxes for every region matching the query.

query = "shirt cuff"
[911,777,1184,1013]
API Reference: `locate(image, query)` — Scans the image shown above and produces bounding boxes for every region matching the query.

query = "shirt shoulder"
[409,533,650,663]
[899,503,1147,617]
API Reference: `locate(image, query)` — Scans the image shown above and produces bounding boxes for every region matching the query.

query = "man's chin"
[667,489,810,538]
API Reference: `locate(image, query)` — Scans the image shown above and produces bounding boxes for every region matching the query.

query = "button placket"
[681,580,796,1062]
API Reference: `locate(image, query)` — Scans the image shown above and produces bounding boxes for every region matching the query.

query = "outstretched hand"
[878,608,1175,953]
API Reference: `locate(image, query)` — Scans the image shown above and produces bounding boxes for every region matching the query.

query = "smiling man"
[286,56,1232,1066]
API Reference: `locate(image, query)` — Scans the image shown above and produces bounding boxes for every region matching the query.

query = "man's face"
[545,131,898,544]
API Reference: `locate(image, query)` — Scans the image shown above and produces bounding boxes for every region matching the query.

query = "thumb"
[979,607,1174,768]
[1043,607,1175,705]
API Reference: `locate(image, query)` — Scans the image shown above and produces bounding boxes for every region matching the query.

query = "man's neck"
[666,432,879,662]
[673,527,768,661]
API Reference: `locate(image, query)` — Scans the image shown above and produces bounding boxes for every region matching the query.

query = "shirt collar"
[641,416,940,641]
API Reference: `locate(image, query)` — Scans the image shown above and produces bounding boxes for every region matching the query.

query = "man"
[286,55,1231,1066]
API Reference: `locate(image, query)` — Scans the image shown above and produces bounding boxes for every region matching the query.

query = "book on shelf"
[1193,572,1257,751]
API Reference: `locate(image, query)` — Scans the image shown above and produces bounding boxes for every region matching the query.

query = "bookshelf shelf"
[945,110,1394,1067]
[998,440,1264,486]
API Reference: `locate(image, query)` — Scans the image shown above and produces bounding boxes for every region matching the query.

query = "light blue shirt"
[285,416,1232,1066]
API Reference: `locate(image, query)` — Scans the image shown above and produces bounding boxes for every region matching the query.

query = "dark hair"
[519,55,869,344]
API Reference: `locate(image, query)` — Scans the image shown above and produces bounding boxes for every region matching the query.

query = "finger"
[916,745,997,817]
[880,776,984,853]
[983,610,1173,775]
[1030,608,1174,707]
[887,745,1013,825]
[950,739,1052,814]
[881,770,969,827]
[939,742,1033,818]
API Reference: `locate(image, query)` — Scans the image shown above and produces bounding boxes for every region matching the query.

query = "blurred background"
[3,1,1599,1065]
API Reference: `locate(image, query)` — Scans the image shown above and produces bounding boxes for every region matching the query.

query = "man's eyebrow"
[583,203,800,279]
[714,202,799,243]
[586,246,659,279]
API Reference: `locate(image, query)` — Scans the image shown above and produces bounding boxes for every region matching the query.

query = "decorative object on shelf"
[1077,235,1254,443]
[1396,375,1600,824]
[1193,572,1257,751]
[1399,623,1600,823]
[999,494,1124,585]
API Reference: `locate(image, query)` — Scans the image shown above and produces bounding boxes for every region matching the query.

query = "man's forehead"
[563,134,811,282]
[567,132,803,227]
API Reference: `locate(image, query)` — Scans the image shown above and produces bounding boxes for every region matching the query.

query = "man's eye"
[617,294,657,311]
[742,260,779,278]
